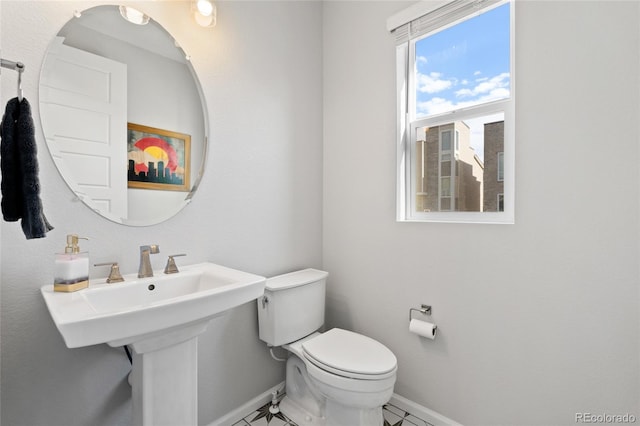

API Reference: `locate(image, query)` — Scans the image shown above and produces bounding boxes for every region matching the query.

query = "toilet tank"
[257,268,329,347]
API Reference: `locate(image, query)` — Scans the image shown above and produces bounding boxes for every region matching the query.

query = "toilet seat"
[302,328,397,380]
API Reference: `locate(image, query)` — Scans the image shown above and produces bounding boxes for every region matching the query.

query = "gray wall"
[323,1,639,425]
[2,1,640,426]
[0,1,322,425]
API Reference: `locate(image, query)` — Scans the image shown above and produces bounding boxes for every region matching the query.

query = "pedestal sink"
[41,262,265,426]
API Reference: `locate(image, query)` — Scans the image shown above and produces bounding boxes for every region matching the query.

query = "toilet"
[257,268,397,426]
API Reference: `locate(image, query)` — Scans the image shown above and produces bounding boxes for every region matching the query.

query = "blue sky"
[415,2,510,118]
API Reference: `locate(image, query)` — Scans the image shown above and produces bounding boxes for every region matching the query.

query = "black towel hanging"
[1,96,54,239]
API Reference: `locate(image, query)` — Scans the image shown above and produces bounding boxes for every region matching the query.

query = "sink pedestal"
[124,321,212,426]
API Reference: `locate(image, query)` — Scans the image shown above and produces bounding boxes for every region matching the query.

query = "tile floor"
[231,400,434,426]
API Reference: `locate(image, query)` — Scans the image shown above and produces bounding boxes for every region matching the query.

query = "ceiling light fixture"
[192,0,217,28]
[119,6,150,26]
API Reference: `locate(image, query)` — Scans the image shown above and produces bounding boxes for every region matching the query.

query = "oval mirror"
[39,5,208,226]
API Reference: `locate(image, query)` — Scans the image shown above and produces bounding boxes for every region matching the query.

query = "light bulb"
[193,0,216,27]
[196,0,214,17]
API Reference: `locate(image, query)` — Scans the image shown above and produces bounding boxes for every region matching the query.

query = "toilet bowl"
[257,269,397,426]
[283,329,396,426]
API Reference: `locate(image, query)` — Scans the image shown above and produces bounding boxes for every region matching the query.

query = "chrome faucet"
[138,244,160,278]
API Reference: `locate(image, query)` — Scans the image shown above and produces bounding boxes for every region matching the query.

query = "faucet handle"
[94,262,125,283]
[164,254,186,274]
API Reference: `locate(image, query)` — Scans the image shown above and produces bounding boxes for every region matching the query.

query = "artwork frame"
[127,123,191,192]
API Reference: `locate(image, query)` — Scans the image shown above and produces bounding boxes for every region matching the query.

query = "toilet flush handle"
[261,296,269,309]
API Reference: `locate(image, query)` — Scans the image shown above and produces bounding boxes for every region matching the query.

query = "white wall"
[323,1,640,425]
[0,1,322,425]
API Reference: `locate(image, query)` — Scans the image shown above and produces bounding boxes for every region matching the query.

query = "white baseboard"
[389,393,462,426]
[207,382,285,426]
[207,384,461,426]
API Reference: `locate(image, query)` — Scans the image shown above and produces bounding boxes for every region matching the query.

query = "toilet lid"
[302,328,397,380]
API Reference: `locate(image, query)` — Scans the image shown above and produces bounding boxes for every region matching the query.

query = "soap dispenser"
[54,234,89,292]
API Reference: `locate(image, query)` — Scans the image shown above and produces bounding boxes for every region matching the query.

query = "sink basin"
[41,262,266,348]
[42,261,265,425]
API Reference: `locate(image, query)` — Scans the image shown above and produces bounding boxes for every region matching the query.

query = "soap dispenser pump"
[54,234,89,292]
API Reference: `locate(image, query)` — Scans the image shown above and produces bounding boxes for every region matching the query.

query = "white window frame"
[391,0,515,224]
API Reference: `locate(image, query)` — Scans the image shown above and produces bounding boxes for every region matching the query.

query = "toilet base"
[280,396,384,426]
[282,352,392,426]
[280,395,326,426]
[325,400,383,426]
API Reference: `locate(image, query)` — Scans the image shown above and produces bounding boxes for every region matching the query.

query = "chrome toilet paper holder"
[409,304,432,322]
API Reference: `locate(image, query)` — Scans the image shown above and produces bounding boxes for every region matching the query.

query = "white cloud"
[455,88,474,97]
[416,72,510,117]
[455,72,510,99]
[482,87,510,101]
[416,72,452,94]
[416,97,456,116]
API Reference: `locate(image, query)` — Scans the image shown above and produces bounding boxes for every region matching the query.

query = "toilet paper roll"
[409,319,437,339]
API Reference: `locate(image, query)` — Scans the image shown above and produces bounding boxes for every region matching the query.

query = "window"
[390,0,514,223]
